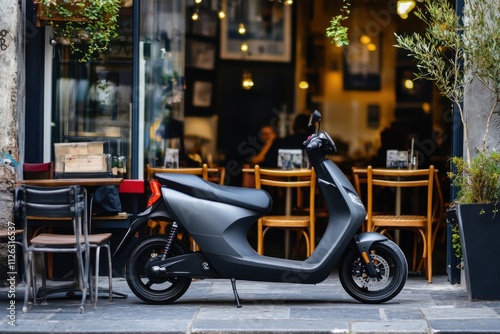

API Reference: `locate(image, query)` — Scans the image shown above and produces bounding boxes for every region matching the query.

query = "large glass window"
[49,0,185,179]
[139,0,185,175]
[50,2,134,178]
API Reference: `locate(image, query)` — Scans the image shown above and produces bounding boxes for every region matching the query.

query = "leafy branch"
[325,0,351,46]
[394,0,500,162]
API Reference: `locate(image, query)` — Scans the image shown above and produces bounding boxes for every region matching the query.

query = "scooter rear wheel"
[338,240,408,303]
[126,235,191,304]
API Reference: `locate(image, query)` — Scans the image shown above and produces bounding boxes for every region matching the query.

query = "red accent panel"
[119,179,145,194]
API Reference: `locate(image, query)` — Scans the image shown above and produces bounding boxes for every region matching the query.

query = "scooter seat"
[155,173,273,213]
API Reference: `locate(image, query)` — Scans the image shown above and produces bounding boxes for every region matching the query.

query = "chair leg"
[76,249,90,314]
[39,253,48,305]
[94,245,101,306]
[22,252,33,313]
[92,243,113,306]
[104,243,113,304]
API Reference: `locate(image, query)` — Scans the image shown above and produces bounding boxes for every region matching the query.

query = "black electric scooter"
[114,110,408,306]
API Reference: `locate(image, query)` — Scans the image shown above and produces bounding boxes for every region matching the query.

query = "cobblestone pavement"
[2,273,500,334]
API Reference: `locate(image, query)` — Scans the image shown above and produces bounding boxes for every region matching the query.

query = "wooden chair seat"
[371,215,427,226]
[262,215,311,227]
[30,233,112,246]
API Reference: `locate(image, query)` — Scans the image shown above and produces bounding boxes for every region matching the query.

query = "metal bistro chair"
[22,162,55,278]
[17,185,91,313]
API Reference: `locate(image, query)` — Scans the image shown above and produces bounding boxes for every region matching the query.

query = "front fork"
[354,232,388,276]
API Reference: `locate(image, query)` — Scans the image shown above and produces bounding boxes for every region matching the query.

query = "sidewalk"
[2,273,500,334]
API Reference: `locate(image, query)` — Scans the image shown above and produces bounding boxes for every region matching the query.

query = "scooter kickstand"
[230,278,242,308]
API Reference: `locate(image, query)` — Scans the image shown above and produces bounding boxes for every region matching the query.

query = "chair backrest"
[23,162,54,180]
[254,166,316,216]
[432,169,445,225]
[146,163,209,180]
[207,167,226,185]
[16,185,88,246]
[367,166,435,222]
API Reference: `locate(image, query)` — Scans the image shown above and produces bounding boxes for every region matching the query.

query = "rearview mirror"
[308,110,322,135]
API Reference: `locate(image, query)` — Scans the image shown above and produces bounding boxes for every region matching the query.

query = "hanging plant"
[35,0,122,62]
[325,0,351,46]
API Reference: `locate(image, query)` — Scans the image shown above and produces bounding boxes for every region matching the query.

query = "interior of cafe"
[21,0,454,276]
[24,0,452,183]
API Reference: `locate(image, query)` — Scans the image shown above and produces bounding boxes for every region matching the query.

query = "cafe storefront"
[25,0,189,179]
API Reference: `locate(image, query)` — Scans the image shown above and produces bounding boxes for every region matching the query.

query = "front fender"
[112,201,173,257]
[355,232,388,254]
[349,232,389,276]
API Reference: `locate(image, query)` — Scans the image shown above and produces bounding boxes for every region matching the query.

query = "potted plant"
[394,0,500,300]
[35,0,122,62]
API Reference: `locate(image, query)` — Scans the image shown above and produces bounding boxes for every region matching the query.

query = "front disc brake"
[353,254,390,288]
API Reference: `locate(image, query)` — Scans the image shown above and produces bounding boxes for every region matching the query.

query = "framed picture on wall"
[220,1,291,62]
[186,40,216,70]
[343,34,382,91]
[192,81,213,108]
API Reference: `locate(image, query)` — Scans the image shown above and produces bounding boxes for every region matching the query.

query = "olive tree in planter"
[395,0,500,300]
[35,0,121,62]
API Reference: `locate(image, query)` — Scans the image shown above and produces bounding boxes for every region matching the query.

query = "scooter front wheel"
[126,235,191,304]
[338,240,408,303]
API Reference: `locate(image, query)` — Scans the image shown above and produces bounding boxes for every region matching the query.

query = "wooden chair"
[366,165,435,283]
[415,170,446,273]
[146,163,210,182]
[351,167,394,232]
[23,162,54,180]
[145,164,219,250]
[17,185,91,313]
[254,165,316,258]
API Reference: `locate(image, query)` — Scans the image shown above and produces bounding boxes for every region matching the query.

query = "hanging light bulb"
[240,42,249,52]
[397,0,416,19]
[284,0,293,4]
[242,71,254,90]
[298,80,309,89]
[359,35,371,45]
[218,0,226,19]
[238,23,246,35]
[404,79,414,90]
[195,0,202,3]
[191,10,199,21]
[367,43,377,51]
